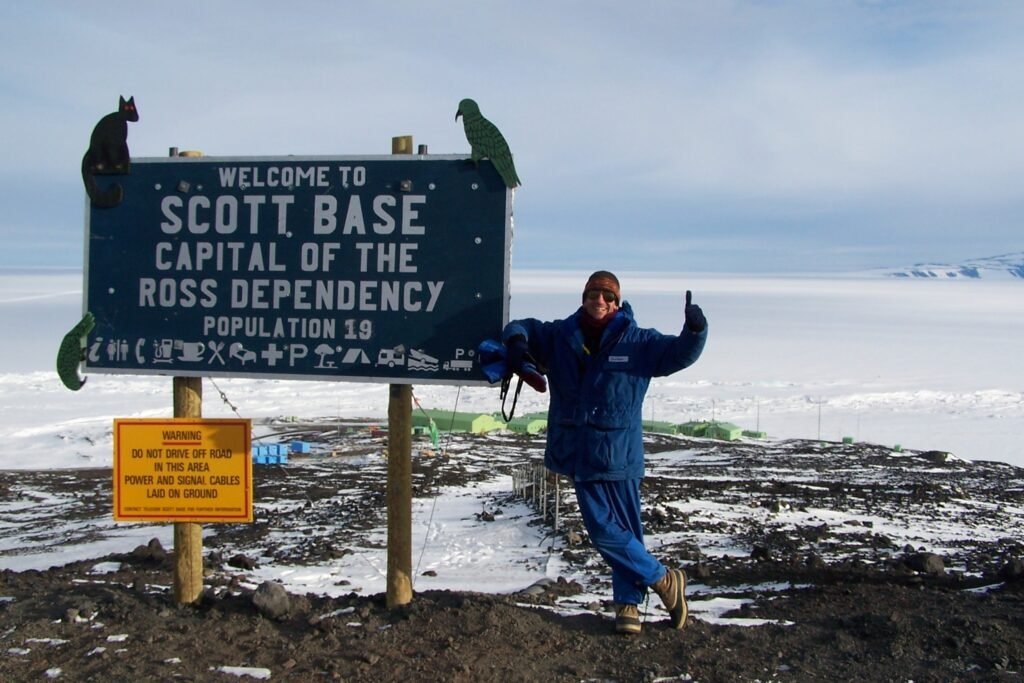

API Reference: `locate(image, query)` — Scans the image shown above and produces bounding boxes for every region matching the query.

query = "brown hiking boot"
[614,603,641,635]
[651,567,688,629]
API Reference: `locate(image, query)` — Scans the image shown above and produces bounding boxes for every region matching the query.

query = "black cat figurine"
[81,95,139,208]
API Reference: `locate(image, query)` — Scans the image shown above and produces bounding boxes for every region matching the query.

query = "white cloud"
[1,1,1022,269]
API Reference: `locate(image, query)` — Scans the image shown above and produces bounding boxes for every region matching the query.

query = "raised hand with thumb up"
[684,290,706,333]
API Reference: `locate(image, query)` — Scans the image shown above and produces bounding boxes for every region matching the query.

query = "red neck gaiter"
[580,310,614,353]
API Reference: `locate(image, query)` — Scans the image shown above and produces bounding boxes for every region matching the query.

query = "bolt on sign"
[113,418,252,522]
[83,155,512,385]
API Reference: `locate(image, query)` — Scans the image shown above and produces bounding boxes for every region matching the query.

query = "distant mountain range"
[884,252,1024,279]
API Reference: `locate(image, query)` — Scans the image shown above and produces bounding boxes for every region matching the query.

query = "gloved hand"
[518,363,548,393]
[505,335,547,393]
[504,335,529,372]
[684,290,706,333]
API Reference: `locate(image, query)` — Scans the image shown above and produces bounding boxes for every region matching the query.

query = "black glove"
[684,290,706,333]
[504,335,547,393]
[504,335,529,372]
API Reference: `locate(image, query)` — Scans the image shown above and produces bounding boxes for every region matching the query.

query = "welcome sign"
[83,155,512,385]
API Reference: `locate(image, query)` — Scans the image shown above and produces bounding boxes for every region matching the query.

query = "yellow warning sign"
[113,418,252,522]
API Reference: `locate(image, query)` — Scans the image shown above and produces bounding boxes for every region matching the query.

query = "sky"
[2,1,1023,272]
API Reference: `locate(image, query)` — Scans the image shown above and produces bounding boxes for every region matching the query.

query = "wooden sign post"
[173,375,204,604]
[172,148,205,605]
[386,135,414,608]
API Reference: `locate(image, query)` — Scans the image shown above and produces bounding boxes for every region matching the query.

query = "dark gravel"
[2,425,1023,682]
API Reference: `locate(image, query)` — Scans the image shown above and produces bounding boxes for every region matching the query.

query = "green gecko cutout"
[56,312,95,391]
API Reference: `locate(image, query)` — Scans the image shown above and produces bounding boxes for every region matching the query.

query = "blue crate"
[290,441,311,454]
[252,452,289,465]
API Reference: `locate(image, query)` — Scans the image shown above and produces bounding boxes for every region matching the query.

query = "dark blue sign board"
[84,155,511,385]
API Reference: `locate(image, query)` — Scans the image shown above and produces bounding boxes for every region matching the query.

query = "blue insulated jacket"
[502,301,706,482]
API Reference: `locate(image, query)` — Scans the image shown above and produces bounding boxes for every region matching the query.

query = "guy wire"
[206,377,314,507]
[412,386,463,582]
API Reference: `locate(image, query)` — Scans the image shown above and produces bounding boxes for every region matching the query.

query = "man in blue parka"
[502,271,707,634]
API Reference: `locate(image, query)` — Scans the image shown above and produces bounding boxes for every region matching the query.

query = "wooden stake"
[386,135,414,608]
[170,147,205,605]
[172,376,204,604]
[386,383,413,607]
[392,135,413,154]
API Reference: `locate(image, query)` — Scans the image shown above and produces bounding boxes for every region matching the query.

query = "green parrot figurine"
[56,312,95,391]
[456,98,521,189]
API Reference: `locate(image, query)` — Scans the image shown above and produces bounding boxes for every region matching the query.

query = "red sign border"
[113,418,253,522]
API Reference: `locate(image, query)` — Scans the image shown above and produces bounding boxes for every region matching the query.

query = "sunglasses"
[585,289,617,303]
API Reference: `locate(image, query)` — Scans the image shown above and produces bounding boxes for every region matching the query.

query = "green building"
[507,412,548,434]
[412,409,506,434]
[706,421,742,441]
[642,420,679,435]
[678,421,710,437]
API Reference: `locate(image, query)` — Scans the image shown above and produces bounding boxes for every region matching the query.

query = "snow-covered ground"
[4,268,1021,469]
[1,267,1022,612]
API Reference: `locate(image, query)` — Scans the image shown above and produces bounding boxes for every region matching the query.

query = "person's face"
[583,288,619,319]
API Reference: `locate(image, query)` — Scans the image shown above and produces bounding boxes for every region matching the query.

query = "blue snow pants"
[574,478,667,605]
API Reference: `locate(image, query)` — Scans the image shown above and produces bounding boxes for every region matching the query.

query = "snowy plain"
[1,267,1022,624]
[3,267,1020,469]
